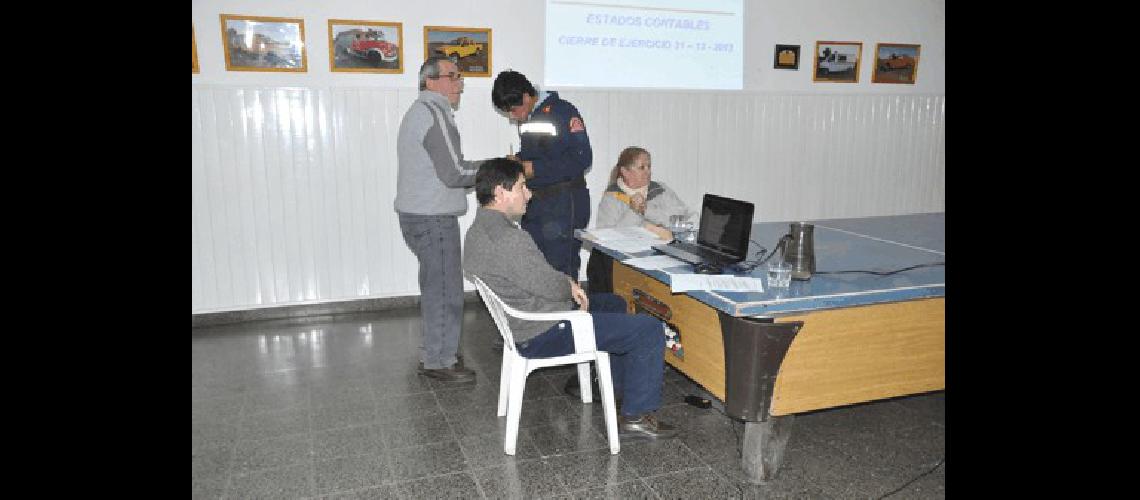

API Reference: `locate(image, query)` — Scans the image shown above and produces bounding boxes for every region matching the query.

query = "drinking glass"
[669,214,695,241]
[766,260,792,289]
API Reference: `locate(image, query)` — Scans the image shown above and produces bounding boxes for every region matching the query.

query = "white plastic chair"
[469,275,620,455]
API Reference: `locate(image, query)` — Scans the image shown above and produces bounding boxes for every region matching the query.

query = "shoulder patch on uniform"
[569,116,585,133]
[542,105,551,113]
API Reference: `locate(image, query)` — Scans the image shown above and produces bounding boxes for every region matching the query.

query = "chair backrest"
[469,275,520,355]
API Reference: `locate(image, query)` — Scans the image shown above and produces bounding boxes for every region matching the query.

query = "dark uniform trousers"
[516,91,593,279]
[522,183,589,279]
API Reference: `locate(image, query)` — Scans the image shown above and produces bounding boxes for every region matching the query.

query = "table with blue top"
[578,212,945,483]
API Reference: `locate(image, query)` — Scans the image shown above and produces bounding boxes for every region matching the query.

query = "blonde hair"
[608,146,651,185]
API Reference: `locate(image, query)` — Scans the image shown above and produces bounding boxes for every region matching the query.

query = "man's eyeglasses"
[432,72,463,81]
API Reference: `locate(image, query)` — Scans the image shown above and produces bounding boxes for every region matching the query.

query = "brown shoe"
[618,414,679,440]
[418,364,475,383]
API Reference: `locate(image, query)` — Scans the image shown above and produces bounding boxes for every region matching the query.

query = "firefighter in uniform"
[491,70,592,279]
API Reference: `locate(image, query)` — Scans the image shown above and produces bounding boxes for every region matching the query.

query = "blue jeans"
[398,213,464,369]
[518,293,665,417]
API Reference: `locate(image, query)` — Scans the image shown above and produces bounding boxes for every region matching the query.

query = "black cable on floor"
[876,458,944,499]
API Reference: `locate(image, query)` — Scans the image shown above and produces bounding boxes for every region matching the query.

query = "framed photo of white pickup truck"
[813,41,862,83]
[219,14,307,72]
[872,43,920,84]
[329,20,404,74]
[423,26,492,77]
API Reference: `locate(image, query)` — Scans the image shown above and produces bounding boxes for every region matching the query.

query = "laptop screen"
[696,194,755,261]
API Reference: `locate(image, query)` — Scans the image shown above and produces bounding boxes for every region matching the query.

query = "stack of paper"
[585,227,664,254]
[669,274,765,293]
[622,255,687,271]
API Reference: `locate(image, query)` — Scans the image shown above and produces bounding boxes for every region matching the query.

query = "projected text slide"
[545,0,743,89]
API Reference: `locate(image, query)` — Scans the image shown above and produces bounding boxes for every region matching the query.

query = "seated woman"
[586,146,692,293]
[571,146,692,398]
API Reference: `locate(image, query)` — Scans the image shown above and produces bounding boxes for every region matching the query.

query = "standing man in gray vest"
[394,56,486,383]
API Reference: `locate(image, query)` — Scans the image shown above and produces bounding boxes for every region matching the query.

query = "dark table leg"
[742,415,795,483]
[719,313,802,483]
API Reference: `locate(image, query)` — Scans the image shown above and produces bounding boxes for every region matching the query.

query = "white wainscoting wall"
[192,85,944,313]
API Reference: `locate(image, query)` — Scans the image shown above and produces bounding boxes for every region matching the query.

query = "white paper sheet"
[622,255,687,270]
[601,238,658,254]
[590,227,660,241]
[669,274,766,293]
[584,227,665,254]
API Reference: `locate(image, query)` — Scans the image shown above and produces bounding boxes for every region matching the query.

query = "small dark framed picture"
[774,44,799,70]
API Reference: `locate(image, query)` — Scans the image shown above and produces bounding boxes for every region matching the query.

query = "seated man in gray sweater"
[464,158,679,440]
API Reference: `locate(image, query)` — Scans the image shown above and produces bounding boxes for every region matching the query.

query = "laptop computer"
[653,194,755,270]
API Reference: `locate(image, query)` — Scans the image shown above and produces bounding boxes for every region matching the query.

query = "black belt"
[529,177,586,201]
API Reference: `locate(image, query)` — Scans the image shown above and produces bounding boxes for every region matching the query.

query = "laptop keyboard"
[657,241,727,264]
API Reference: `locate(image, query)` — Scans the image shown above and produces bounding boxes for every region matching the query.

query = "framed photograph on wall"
[219,14,307,72]
[423,26,492,77]
[773,44,799,70]
[193,24,199,74]
[813,41,862,83]
[328,20,403,73]
[872,43,920,84]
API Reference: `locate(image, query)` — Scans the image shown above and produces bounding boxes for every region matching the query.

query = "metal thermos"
[783,222,816,280]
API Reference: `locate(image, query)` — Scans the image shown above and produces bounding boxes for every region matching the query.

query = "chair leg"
[497,352,513,417]
[503,360,529,455]
[577,362,593,403]
[594,353,620,454]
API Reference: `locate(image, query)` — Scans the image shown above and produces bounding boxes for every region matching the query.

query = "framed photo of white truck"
[813,41,862,83]
[329,20,403,73]
[424,26,492,77]
[872,43,920,84]
[219,14,307,72]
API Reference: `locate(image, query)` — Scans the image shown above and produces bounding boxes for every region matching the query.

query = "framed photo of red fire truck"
[329,20,404,74]
[424,26,492,77]
[219,14,308,72]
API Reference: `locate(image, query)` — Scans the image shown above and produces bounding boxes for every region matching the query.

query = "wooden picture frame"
[773,44,800,70]
[813,41,862,83]
[328,19,403,74]
[872,43,920,84]
[192,24,199,74]
[219,14,307,72]
[423,26,492,77]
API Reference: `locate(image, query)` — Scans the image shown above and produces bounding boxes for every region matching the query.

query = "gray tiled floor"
[193,306,945,499]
